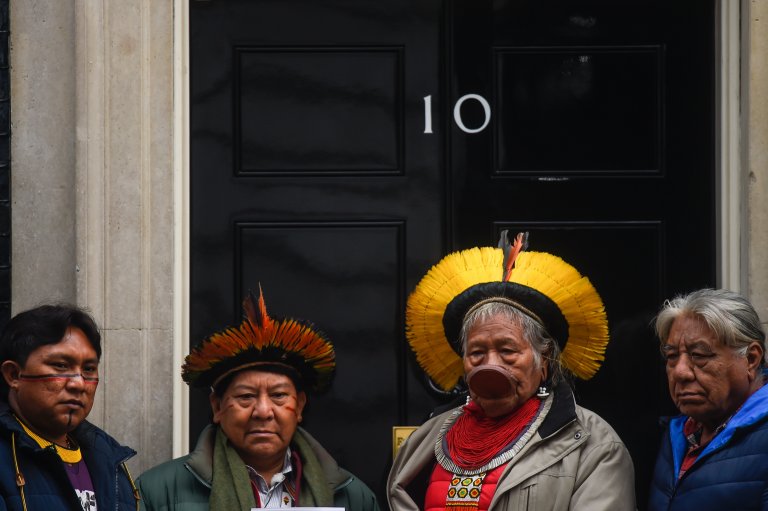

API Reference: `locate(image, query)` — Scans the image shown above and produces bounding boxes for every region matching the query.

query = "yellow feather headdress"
[182,286,336,392]
[406,231,608,391]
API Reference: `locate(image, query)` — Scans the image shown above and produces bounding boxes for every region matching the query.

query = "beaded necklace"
[434,394,552,476]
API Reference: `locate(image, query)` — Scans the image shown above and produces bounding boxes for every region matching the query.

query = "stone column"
[746,0,768,316]
[74,0,175,472]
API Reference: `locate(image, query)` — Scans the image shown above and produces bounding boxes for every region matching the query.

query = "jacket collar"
[186,424,216,487]
[536,381,577,439]
[0,401,25,434]
[669,378,768,475]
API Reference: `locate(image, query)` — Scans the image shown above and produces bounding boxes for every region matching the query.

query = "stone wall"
[10,0,77,308]
[747,0,768,318]
[10,0,175,472]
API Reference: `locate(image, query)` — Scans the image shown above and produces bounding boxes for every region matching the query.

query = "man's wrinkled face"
[1,327,99,444]
[210,370,306,472]
[663,314,761,430]
[463,314,546,418]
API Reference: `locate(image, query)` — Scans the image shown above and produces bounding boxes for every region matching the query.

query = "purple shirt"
[64,460,98,511]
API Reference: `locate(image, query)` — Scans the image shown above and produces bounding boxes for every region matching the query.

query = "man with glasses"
[0,304,140,510]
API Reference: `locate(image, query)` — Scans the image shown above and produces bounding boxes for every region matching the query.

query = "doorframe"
[172,0,191,457]
[718,0,743,292]
[170,0,743,455]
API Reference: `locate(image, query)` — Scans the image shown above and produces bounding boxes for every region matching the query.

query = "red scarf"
[446,397,541,470]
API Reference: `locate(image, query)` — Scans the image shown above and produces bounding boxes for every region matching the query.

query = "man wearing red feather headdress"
[137,287,379,511]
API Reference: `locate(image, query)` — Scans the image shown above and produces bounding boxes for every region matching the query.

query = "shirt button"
[574,431,583,440]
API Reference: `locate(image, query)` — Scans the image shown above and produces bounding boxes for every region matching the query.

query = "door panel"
[495,46,661,173]
[236,47,403,174]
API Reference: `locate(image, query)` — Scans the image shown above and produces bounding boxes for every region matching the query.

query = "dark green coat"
[137,425,379,511]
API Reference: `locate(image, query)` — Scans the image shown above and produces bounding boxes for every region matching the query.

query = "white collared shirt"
[246,448,294,508]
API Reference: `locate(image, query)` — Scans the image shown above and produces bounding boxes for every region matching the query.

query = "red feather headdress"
[182,286,336,392]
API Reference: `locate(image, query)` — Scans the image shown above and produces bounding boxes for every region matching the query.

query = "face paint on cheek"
[283,394,300,416]
[19,374,100,387]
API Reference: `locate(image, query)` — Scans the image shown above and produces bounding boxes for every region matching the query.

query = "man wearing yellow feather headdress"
[388,232,635,511]
[137,287,379,510]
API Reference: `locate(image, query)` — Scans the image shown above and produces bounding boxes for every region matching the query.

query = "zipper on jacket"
[185,461,213,489]
[333,474,355,492]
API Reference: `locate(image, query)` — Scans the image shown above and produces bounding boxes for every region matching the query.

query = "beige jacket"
[388,384,636,511]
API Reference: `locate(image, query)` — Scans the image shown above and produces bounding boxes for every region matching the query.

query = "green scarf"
[293,429,333,506]
[210,427,256,511]
[209,427,334,510]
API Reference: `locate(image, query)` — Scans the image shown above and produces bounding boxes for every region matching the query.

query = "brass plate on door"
[392,426,419,458]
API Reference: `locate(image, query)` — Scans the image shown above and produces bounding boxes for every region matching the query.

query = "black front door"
[190,1,715,507]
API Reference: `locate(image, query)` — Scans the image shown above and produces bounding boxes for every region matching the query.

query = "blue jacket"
[0,401,139,511]
[649,383,768,511]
